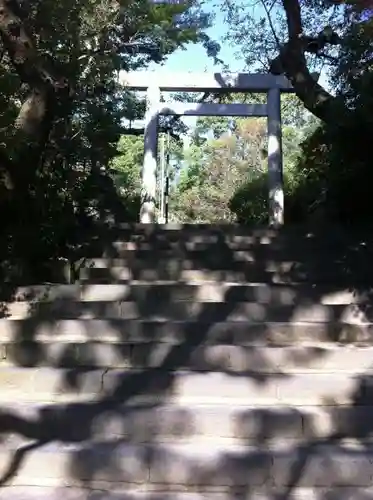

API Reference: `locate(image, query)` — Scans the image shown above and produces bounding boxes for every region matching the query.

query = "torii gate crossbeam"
[120,71,294,226]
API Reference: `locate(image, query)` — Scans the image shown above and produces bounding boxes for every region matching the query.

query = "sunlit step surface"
[6,282,372,304]
[0,319,370,345]
[0,401,371,445]
[0,368,367,405]
[1,440,373,488]
[79,265,373,284]
[4,301,372,323]
[3,341,373,373]
[4,486,373,500]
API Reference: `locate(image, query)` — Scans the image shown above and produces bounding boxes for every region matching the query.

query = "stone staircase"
[1,224,373,500]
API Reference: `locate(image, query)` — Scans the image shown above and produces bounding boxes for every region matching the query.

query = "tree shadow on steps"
[1,224,373,497]
[271,369,373,500]
[0,289,291,487]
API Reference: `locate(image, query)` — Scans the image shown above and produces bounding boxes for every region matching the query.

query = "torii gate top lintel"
[121,71,293,93]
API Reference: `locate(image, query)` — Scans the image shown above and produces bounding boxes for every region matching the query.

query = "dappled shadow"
[1,224,373,498]
[270,370,373,500]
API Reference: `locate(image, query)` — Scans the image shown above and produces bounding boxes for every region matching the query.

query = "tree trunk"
[0,0,70,185]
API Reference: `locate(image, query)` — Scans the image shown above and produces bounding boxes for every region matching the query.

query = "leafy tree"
[221,0,372,124]
[170,92,314,223]
[218,0,373,224]
[0,0,214,282]
[111,136,143,190]
[171,116,269,222]
[109,128,185,222]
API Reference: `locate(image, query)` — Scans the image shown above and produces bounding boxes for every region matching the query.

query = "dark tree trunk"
[0,0,70,187]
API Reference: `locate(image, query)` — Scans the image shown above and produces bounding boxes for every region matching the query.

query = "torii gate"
[121,71,294,226]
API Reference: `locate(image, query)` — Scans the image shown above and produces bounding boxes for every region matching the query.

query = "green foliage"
[284,118,373,225]
[0,0,213,283]
[171,94,314,225]
[229,175,268,225]
[111,135,143,190]
[0,161,124,284]
[171,117,268,223]
[177,161,205,193]
[231,116,373,227]
[109,135,143,222]
[214,0,373,227]
[177,143,207,193]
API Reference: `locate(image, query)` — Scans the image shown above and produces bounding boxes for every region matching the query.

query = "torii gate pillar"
[140,84,160,223]
[267,87,284,226]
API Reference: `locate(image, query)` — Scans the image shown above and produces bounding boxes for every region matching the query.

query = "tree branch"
[260,0,282,51]
[276,0,347,123]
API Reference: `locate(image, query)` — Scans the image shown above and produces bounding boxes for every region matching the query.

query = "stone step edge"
[0,439,371,453]
[4,302,372,322]
[0,441,372,458]
[3,486,366,500]
[0,423,369,449]
[0,319,370,345]
[0,395,360,406]
[8,296,369,305]
[3,485,373,497]
[7,281,367,291]
[92,222,373,237]
[2,485,366,493]
[1,441,373,488]
[1,361,372,374]
[2,343,373,372]
[0,400,369,434]
[0,400,366,409]
[10,298,371,310]
[0,339,366,348]
[0,317,372,327]
[6,294,371,306]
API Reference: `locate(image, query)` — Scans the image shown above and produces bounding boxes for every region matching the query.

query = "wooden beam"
[120,72,293,92]
[156,102,268,117]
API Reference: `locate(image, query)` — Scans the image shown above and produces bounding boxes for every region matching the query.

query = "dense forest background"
[0,0,372,281]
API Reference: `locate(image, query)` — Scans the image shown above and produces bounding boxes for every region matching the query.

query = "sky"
[146,0,329,86]
[144,3,246,130]
[147,3,245,74]
[130,0,328,133]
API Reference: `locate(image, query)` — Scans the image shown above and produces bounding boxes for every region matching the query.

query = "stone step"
[0,367,363,405]
[3,487,373,500]
[79,265,373,284]
[101,238,331,251]
[98,242,369,258]
[91,222,373,241]
[8,282,370,304]
[78,226,373,271]
[0,401,370,446]
[99,240,373,259]
[0,319,370,345]
[97,239,373,260]
[89,223,311,241]
[81,225,373,255]
[3,338,373,372]
[0,440,373,488]
[5,300,372,323]
[96,228,373,255]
